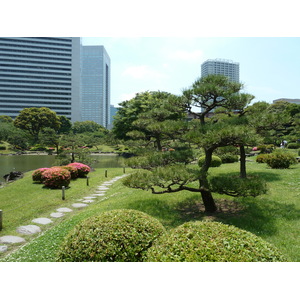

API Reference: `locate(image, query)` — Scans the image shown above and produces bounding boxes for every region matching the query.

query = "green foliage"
[42,167,71,189]
[198,155,222,168]
[209,174,267,197]
[30,144,47,151]
[219,153,239,163]
[72,121,107,134]
[256,153,270,163]
[265,150,297,169]
[14,107,60,140]
[287,142,300,149]
[257,144,274,153]
[32,168,50,183]
[57,209,166,262]
[145,221,286,262]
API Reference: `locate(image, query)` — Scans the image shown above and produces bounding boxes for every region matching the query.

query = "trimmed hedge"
[198,155,222,168]
[145,221,286,262]
[265,151,297,169]
[42,167,71,189]
[32,167,50,183]
[57,209,166,262]
[67,162,91,177]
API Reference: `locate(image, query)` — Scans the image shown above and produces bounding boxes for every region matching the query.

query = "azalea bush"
[61,165,78,179]
[67,162,91,177]
[42,167,71,189]
[32,168,50,183]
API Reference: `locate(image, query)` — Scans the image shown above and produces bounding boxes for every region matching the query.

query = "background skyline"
[82,37,300,107]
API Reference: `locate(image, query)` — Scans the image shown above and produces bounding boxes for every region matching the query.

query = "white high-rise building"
[80,45,111,128]
[201,59,240,82]
[0,37,81,121]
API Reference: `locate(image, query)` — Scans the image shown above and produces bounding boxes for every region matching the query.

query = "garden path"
[0,174,127,254]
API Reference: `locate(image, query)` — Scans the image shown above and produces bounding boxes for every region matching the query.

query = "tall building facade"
[0,37,81,121]
[201,59,240,82]
[80,45,111,128]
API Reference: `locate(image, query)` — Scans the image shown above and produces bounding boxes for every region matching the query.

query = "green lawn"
[1,158,300,261]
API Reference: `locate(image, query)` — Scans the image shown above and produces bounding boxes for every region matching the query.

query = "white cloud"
[122,65,167,79]
[168,50,204,62]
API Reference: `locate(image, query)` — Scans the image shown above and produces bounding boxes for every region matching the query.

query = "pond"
[0,154,125,183]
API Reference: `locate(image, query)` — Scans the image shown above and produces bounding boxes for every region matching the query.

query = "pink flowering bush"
[42,167,71,189]
[61,165,79,179]
[67,162,91,178]
[32,168,50,183]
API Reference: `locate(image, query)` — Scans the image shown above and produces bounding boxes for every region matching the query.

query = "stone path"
[0,174,127,254]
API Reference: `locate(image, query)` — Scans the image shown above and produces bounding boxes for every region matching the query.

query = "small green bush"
[257,144,274,154]
[57,209,166,262]
[198,155,222,168]
[145,221,286,262]
[219,153,239,163]
[265,150,297,169]
[287,142,300,149]
[256,153,270,163]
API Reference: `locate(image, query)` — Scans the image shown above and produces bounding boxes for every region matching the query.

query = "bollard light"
[87,176,89,186]
[62,186,65,200]
[0,210,2,231]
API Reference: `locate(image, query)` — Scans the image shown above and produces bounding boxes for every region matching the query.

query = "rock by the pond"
[32,217,53,225]
[0,245,8,253]
[72,203,88,208]
[16,225,41,235]
[57,207,73,213]
[50,212,65,218]
[0,235,26,244]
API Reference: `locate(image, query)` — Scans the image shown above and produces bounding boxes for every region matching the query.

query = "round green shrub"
[287,142,300,149]
[145,221,286,262]
[265,151,297,169]
[57,209,166,262]
[42,167,71,189]
[220,153,239,163]
[198,155,222,168]
[256,153,270,163]
[32,167,50,183]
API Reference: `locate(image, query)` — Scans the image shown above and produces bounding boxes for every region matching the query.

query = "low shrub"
[265,150,297,169]
[61,165,78,179]
[30,144,47,151]
[209,175,267,197]
[219,153,239,164]
[145,221,286,262]
[257,144,274,154]
[198,155,222,168]
[67,162,91,177]
[0,145,6,150]
[287,142,300,149]
[57,209,166,262]
[256,153,270,163]
[42,167,71,189]
[32,167,50,183]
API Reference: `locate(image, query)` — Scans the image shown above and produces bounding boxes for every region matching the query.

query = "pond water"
[0,154,124,183]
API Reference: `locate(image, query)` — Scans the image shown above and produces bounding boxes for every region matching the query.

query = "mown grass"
[1,157,300,261]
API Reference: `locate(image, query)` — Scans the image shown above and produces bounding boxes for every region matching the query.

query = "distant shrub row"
[32,162,91,189]
[256,150,297,169]
[57,209,286,262]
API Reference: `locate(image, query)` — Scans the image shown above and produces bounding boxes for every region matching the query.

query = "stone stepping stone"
[82,199,94,203]
[0,235,25,244]
[50,212,65,218]
[72,203,88,208]
[16,225,41,235]
[92,193,106,196]
[83,196,96,199]
[57,207,73,213]
[32,217,53,225]
[102,183,112,186]
[0,245,8,253]
[97,187,109,190]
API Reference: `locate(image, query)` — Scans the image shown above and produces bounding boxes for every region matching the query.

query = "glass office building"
[80,45,111,128]
[201,59,240,82]
[0,37,81,121]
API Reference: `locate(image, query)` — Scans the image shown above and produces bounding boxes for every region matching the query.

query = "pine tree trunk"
[239,145,247,178]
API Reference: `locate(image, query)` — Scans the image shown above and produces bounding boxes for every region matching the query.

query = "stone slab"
[32,217,53,225]
[72,203,88,208]
[50,212,65,218]
[57,207,73,213]
[92,193,106,196]
[83,196,96,199]
[16,225,41,235]
[82,200,94,203]
[0,235,26,244]
[0,245,8,253]
[97,187,109,190]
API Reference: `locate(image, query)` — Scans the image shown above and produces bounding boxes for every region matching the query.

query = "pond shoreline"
[0,151,118,156]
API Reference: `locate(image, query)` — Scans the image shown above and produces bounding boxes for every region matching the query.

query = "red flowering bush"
[67,162,91,177]
[61,165,78,179]
[32,168,50,183]
[43,167,71,189]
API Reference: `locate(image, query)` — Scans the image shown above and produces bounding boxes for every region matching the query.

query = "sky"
[81,37,300,107]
